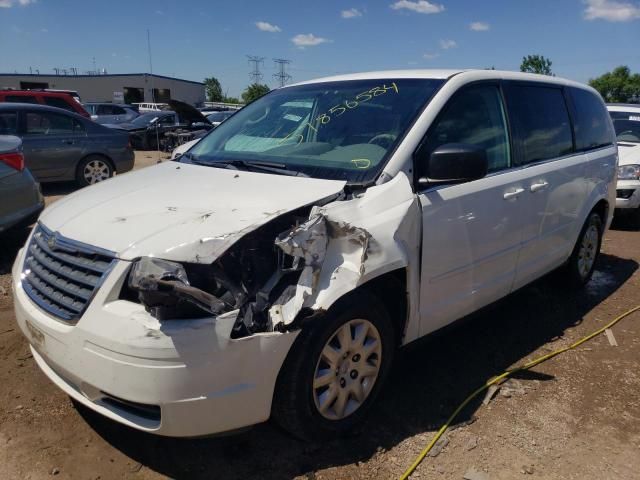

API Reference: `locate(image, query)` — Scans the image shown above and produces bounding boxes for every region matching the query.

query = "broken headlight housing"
[127,257,245,320]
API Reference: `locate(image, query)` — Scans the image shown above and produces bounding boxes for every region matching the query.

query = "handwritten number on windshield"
[279,82,399,143]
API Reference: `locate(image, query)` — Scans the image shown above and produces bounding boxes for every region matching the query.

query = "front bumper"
[12,248,297,437]
[615,179,640,209]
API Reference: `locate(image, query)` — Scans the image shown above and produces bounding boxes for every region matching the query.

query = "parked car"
[170,137,201,159]
[106,101,212,150]
[0,90,90,118]
[607,104,640,226]
[0,135,44,232]
[132,102,168,112]
[0,103,134,186]
[206,110,235,127]
[12,70,616,440]
[83,103,139,125]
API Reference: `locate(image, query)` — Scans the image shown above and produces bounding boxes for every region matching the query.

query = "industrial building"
[0,73,205,106]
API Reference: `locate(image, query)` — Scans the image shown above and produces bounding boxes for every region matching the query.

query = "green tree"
[520,55,553,76]
[589,66,640,103]
[204,77,223,102]
[242,83,270,104]
[222,96,241,104]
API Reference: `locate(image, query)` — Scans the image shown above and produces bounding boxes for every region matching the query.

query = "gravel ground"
[1,154,639,479]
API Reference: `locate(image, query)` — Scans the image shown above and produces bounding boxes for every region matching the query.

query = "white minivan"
[13,70,617,439]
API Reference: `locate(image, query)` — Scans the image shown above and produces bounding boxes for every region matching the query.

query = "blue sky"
[1,0,639,97]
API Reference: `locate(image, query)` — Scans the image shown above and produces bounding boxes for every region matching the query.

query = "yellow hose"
[399,304,640,480]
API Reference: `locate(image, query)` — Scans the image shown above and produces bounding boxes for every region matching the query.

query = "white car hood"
[40,162,345,263]
[618,142,640,166]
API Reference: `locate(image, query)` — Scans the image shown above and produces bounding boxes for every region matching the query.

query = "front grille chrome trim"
[21,223,116,324]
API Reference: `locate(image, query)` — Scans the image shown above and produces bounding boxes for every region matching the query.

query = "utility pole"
[272,58,292,87]
[247,55,265,84]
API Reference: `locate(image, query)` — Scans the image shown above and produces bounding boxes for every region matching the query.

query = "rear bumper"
[114,148,135,174]
[12,248,298,437]
[0,170,44,232]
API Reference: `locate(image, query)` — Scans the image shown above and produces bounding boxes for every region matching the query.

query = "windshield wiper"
[187,155,308,177]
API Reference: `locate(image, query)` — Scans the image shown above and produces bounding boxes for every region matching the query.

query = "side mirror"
[418,143,488,186]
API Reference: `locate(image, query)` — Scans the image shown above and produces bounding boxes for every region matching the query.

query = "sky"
[1,0,639,97]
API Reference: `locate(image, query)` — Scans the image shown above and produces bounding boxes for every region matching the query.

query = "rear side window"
[569,88,613,150]
[0,112,18,135]
[5,95,39,104]
[43,96,75,112]
[25,112,82,135]
[421,85,511,173]
[505,85,573,164]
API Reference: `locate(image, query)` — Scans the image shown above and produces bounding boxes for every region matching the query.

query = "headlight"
[618,164,640,180]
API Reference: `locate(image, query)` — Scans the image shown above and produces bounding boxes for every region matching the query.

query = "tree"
[520,55,553,76]
[242,83,270,104]
[204,77,223,102]
[589,66,640,103]
[222,96,241,104]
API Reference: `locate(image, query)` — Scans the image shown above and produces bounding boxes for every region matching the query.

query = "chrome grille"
[22,224,115,323]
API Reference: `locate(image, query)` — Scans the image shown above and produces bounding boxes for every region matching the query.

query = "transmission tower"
[272,58,292,87]
[247,55,265,83]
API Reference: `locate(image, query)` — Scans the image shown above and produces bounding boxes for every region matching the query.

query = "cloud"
[341,8,363,18]
[0,0,36,7]
[583,0,640,21]
[155,9,164,15]
[439,39,457,49]
[423,52,440,60]
[390,0,444,14]
[291,33,331,48]
[470,21,490,31]
[40,27,47,32]
[256,21,282,32]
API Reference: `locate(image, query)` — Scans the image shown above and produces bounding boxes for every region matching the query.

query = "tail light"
[0,152,24,171]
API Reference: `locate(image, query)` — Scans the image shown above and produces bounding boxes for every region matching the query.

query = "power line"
[247,55,265,84]
[272,58,292,87]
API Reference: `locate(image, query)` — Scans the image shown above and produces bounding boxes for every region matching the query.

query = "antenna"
[272,58,292,87]
[247,55,265,84]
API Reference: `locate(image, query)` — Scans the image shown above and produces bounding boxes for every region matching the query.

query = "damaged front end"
[124,205,328,337]
[125,171,419,341]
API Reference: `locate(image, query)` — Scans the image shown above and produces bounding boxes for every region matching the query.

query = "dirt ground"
[1,153,639,479]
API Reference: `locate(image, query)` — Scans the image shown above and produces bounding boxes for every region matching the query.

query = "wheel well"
[591,199,609,226]
[359,268,408,345]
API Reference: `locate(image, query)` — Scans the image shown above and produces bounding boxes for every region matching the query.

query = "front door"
[417,84,526,335]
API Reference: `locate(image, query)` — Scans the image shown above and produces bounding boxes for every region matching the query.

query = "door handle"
[61,139,75,145]
[503,188,525,200]
[530,181,549,193]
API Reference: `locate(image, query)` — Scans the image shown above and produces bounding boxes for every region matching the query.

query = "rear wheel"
[272,290,395,440]
[76,155,113,187]
[563,212,603,287]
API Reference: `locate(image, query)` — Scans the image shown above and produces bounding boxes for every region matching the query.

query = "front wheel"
[76,155,113,187]
[563,212,603,287]
[272,290,395,440]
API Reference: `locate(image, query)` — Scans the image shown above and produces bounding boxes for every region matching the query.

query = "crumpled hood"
[618,142,640,166]
[40,162,345,263]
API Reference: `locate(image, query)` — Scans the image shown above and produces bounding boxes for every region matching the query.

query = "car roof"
[286,69,591,90]
[84,102,136,107]
[0,89,75,98]
[607,103,640,112]
[0,102,87,118]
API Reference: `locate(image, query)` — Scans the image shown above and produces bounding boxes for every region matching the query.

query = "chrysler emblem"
[47,235,57,250]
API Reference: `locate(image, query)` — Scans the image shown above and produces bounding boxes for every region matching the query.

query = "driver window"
[422,85,511,174]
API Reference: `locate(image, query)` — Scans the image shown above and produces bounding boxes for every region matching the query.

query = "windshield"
[610,111,640,143]
[188,78,444,183]
[131,113,163,126]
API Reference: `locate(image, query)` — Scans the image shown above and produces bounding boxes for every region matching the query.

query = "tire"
[76,155,114,187]
[563,212,603,288]
[272,290,395,441]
